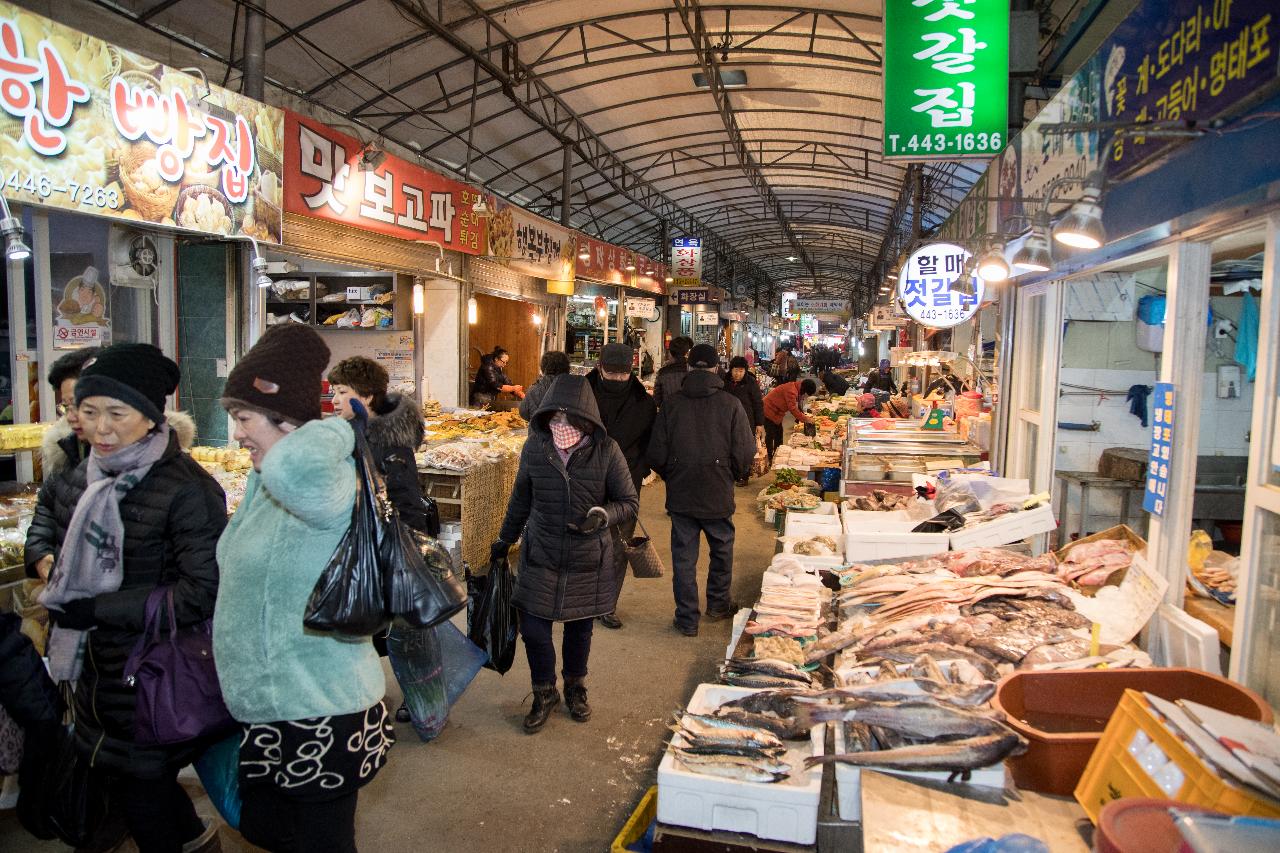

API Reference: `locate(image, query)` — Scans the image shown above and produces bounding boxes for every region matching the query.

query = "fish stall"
[639,524,1280,851]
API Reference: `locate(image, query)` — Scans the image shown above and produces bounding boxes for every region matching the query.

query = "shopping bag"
[751,439,769,478]
[387,621,486,742]
[24,687,107,847]
[304,422,390,634]
[384,524,468,630]
[467,555,517,675]
[123,587,234,745]
[624,519,665,579]
[194,732,242,830]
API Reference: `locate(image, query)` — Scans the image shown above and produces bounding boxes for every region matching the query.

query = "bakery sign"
[0,3,284,240]
[284,110,485,253]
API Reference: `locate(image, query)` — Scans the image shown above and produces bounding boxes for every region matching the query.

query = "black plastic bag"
[21,686,107,848]
[911,508,969,534]
[384,523,468,629]
[467,555,517,674]
[304,428,391,635]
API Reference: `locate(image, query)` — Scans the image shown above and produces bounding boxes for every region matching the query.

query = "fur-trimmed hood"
[368,392,423,450]
[40,409,196,476]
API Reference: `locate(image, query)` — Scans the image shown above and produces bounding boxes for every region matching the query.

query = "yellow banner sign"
[0,3,283,240]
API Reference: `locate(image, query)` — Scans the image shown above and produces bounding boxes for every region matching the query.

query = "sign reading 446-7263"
[884,0,1009,160]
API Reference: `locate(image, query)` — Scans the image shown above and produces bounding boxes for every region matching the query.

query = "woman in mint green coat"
[213,326,393,853]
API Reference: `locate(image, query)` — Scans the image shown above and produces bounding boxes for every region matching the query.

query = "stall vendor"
[925,363,965,397]
[470,346,524,407]
[863,359,897,395]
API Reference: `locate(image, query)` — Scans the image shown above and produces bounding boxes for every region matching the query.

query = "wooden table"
[860,770,1093,852]
[1183,596,1235,647]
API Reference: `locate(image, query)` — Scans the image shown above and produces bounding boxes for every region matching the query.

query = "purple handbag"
[123,586,234,745]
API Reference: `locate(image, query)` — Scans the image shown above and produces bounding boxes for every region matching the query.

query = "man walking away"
[587,343,656,630]
[648,344,756,637]
[653,336,693,409]
[762,378,817,464]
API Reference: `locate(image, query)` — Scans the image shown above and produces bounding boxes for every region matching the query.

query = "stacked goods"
[847,490,913,512]
[417,441,514,472]
[423,410,527,441]
[771,444,843,469]
[1055,537,1136,587]
[190,445,252,471]
[744,559,827,638]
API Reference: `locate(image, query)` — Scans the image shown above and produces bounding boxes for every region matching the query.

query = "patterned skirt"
[239,702,395,802]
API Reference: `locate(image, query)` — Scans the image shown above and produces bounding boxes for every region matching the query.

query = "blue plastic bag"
[387,621,486,742]
[194,732,241,830]
[945,834,1049,853]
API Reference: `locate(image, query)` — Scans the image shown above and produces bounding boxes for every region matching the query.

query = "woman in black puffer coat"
[38,345,225,853]
[493,375,638,733]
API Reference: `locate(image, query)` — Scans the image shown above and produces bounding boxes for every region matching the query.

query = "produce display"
[762,490,821,512]
[423,409,527,441]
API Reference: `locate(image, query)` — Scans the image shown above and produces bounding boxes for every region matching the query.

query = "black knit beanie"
[74,343,179,424]
[221,325,330,426]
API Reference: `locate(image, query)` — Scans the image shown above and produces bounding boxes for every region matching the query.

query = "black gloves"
[50,597,96,630]
[568,506,610,535]
[489,540,510,564]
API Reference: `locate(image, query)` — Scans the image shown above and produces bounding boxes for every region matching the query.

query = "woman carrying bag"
[490,375,638,733]
[214,326,393,853]
[38,344,226,853]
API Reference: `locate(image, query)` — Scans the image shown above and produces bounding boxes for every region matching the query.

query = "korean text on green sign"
[883,0,1009,160]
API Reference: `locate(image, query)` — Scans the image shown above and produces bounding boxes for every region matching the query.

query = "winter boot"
[564,677,592,722]
[523,683,560,733]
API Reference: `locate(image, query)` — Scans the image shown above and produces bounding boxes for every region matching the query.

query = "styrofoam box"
[831,724,1008,822]
[843,531,949,561]
[658,683,825,845]
[784,512,842,539]
[947,504,1057,550]
[841,512,920,534]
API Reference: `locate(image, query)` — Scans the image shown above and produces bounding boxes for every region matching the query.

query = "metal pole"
[242,2,266,100]
[560,144,572,227]
[911,165,924,241]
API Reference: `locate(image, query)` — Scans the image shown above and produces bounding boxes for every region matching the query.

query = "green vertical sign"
[884,0,1009,160]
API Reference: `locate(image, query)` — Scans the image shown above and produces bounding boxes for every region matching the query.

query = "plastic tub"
[1095,798,1220,853]
[993,668,1273,796]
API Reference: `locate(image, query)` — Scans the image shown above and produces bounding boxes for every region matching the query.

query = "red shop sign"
[575,234,666,295]
[283,110,486,253]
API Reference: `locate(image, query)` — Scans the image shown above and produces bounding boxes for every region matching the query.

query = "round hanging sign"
[896,242,983,329]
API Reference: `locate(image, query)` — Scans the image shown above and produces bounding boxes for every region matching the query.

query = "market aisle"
[0,476,780,853]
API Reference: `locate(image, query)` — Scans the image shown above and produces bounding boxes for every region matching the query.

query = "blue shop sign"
[1143,383,1176,517]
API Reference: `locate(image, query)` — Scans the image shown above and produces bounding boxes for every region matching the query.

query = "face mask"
[549,413,584,450]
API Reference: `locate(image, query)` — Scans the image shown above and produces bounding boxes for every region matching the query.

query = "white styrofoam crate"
[842,531,949,561]
[784,512,842,538]
[658,683,825,845]
[947,504,1057,550]
[831,724,1009,822]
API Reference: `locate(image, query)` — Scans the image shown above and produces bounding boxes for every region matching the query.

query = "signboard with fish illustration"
[0,2,283,240]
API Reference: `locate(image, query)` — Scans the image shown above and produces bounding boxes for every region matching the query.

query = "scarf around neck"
[40,424,172,681]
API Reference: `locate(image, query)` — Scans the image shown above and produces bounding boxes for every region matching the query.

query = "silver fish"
[715,689,806,718]
[674,749,791,783]
[710,708,809,741]
[805,731,1028,774]
[721,672,814,690]
[795,700,1009,741]
[821,677,995,708]
[722,657,814,683]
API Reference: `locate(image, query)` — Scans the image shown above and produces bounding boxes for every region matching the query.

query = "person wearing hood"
[519,350,570,421]
[647,344,757,637]
[586,343,656,630]
[491,375,638,733]
[36,343,226,853]
[653,335,693,409]
[25,346,99,581]
[215,326,393,853]
[721,356,765,487]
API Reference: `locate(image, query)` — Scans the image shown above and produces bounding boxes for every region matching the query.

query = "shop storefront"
[937,0,1280,703]
[572,235,666,377]
[279,110,480,407]
[0,3,283,467]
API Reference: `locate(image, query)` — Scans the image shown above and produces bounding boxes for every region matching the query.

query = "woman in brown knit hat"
[214,326,393,853]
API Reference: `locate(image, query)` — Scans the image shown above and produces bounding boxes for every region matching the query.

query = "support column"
[242,4,265,100]
[560,144,572,227]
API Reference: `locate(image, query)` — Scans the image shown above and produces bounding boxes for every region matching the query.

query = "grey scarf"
[40,425,172,682]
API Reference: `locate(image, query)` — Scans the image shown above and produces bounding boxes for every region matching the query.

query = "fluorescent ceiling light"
[692,70,748,89]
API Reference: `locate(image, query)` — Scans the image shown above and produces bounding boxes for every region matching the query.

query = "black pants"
[519,611,594,686]
[239,785,360,853]
[669,513,735,630]
[764,419,785,463]
[609,515,638,613]
[111,768,205,853]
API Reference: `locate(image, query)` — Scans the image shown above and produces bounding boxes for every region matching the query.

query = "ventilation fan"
[109,226,159,289]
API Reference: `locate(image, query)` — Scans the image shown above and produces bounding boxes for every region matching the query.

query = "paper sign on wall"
[696,310,719,326]
[1143,382,1175,516]
[625,297,655,318]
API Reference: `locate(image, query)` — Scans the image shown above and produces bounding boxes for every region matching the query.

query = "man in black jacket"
[653,335,693,409]
[587,343,656,630]
[648,344,757,636]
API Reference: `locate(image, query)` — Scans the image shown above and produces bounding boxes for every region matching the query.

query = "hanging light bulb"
[1053,170,1106,250]
[467,296,478,324]
[412,282,424,315]
[975,240,1010,282]
[531,312,542,326]
[1012,211,1054,273]
[664,273,674,284]
[577,242,590,261]
[0,197,28,261]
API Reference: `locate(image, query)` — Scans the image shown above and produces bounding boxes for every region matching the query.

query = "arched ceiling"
[90,0,1009,306]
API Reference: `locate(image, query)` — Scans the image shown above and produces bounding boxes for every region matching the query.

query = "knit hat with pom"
[221,325,330,425]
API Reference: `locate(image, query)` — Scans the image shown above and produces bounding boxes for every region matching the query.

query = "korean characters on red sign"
[0,18,90,156]
[295,119,466,247]
[110,77,256,201]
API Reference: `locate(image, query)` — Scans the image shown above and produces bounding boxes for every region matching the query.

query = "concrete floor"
[0,475,780,853]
